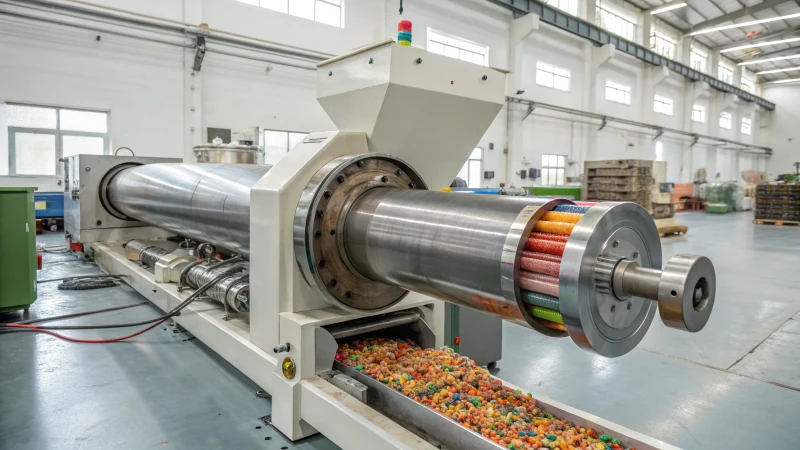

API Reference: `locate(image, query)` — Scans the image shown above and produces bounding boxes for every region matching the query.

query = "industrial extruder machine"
[65,40,715,450]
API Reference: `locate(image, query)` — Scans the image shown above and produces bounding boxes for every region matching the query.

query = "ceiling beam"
[685,0,793,34]
[745,44,800,60]
[716,25,800,50]
[644,0,688,13]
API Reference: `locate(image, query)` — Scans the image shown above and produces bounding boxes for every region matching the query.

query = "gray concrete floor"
[2,212,799,449]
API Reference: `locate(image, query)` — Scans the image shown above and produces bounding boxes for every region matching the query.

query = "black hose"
[38,274,124,284]
[7,267,244,331]
[13,302,150,325]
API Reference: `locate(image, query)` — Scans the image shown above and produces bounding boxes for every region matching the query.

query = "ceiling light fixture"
[756,66,800,75]
[768,77,800,84]
[650,2,687,15]
[721,37,800,53]
[689,13,800,36]
[738,54,800,66]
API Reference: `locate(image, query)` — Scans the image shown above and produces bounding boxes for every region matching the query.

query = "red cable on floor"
[4,319,167,343]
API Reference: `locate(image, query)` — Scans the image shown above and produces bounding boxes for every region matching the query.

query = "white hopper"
[317,39,506,189]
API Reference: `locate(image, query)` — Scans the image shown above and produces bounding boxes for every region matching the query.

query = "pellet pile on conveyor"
[338,337,630,450]
[520,202,596,332]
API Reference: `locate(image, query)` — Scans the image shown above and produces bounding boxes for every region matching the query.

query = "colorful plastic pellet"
[524,238,566,256]
[519,271,559,297]
[520,255,561,276]
[540,319,567,331]
[530,232,570,242]
[529,306,563,324]
[541,211,584,224]
[520,290,560,311]
[337,338,630,449]
[552,204,590,214]
[533,221,575,236]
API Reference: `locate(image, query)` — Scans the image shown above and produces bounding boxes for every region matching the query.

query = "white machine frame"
[86,41,680,450]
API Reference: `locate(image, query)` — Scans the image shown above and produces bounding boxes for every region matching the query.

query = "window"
[690,48,707,73]
[596,3,636,41]
[544,0,578,15]
[718,64,733,84]
[427,29,488,66]
[237,0,343,28]
[650,31,676,59]
[541,154,566,185]
[264,129,307,165]
[741,78,754,93]
[741,117,752,135]
[691,104,705,123]
[653,95,673,115]
[719,111,732,129]
[605,81,632,105]
[655,141,663,161]
[4,104,108,176]
[456,148,482,188]
[536,61,570,92]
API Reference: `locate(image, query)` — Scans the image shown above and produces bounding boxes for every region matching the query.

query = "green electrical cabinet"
[0,187,38,313]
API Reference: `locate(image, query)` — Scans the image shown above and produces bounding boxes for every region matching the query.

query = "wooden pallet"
[654,218,688,237]
[753,219,800,226]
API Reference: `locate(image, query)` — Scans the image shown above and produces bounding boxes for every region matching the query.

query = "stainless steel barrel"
[343,187,555,329]
[106,163,271,256]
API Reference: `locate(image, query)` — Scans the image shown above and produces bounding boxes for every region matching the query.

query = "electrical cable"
[2,266,243,332]
[37,274,124,284]
[12,301,150,325]
[4,320,166,343]
[58,278,119,290]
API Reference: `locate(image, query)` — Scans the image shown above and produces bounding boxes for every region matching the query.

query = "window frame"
[541,153,567,186]
[535,61,571,92]
[263,128,308,165]
[605,80,632,105]
[650,30,676,59]
[741,117,752,135]
[456,147,483,188]
[718,64,734,84]
[719,111,732,130]
[691,104,705,123]
[237,0,344,28]
[426,28,489,67]
[740,78,754,93]
[544,0,578,16]
[596,3,636,41]
[6,104,110,177]
[653,94,674,116]
[690,48,707,73]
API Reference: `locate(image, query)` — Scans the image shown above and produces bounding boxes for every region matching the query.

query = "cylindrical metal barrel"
[106,163,271,256]
[344,188,545,324]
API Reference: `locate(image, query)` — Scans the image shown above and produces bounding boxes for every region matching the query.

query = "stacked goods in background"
[754,183,800,223]
[706,183,736,214]
[583,159,653,213]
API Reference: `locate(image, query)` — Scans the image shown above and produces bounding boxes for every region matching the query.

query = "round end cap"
[657,255,716,332]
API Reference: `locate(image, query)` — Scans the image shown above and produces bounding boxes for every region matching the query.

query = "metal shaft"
[343,187,536,316]
[107,163,271,256]
[614,261,662,300]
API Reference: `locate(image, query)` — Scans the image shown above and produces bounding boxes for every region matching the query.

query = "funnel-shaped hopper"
[317,40,506,189]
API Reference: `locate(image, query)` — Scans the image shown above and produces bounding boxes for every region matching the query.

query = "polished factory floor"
[2,212,799,449]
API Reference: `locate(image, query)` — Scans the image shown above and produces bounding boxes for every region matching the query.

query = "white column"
[506,14,540,187]
[584,44,616,162]
[183,0,203,162]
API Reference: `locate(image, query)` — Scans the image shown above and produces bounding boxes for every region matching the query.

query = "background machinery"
[64,40,715,450]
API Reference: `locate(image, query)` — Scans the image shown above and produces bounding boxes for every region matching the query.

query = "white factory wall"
[0,16,185,191]
[761,85,800,177]
[0,0,778,191]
